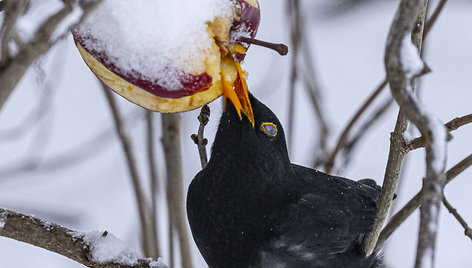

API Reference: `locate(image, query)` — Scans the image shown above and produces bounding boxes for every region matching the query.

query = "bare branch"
[442,193,472,241]
[161,114,193,268]
[339,98,395,168]
[102,86,155,258]
[376,153,472,250]
[0,208,165,268]
[384,1,449,266]
[324,0,447,172]
[363,0,435,260]
[0,0,28,65]
[285,0,301,152]
[406,114,472,152]
[146,111,161,259]
[286,0,329,160]
[324,79,387,173]
[0,0,101,111]
[423,0,448,38]
[191,105,210,169]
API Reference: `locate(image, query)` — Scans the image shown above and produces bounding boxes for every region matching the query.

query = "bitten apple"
[73,0,260,124]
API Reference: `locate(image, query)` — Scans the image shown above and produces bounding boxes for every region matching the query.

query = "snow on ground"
[1,0,472,267]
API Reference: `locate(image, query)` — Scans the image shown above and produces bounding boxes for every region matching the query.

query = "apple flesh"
[73,0,260,113]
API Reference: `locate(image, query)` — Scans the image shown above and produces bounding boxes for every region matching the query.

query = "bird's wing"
[266,164,379,260]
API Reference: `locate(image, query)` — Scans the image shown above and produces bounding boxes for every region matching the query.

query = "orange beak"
[220,46,255,127]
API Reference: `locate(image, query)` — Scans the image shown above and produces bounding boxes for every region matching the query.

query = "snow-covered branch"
[405,113,472,152]
[362,0,431,258]
[384,1,447,267]
[0,208,166,268]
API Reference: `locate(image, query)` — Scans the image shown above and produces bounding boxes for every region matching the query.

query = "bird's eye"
[260,122,277,137]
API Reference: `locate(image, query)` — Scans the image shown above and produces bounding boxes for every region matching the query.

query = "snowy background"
[1,0,471,267]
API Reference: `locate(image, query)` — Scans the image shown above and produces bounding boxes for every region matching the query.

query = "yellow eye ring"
[260,122,277,137]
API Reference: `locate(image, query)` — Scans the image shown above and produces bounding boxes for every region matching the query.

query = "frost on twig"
[383,1,447,267]
[0,208,167,268]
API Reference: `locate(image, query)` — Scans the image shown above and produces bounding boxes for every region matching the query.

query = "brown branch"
[406,114,472,152]
[324,0,447,173]
[423,0,448,38]
[285,0,301,152]
[324,80,388,173]
[0,0,101,111]
[442,193,472,241]
[376,153,472,250]
[363,0,437,261]
[161,114,193,268]
[102,86,155,258]
[0,208,165,268]
[191,105,210,169]
[238,37,288,56]
[340,98,395,168]
[385,2,448,267]
[146,111,161,259]
[0,0,28,66]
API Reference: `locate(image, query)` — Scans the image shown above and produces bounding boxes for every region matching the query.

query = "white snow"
[81,231,141,265]
[74,0,234,90]
[428,119,447,173]
[400,35,425,79]
[0,212,6,230]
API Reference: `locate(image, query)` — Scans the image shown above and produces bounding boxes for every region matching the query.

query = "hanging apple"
[73,0,263,125]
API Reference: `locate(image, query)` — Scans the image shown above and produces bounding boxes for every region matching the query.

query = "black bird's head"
[209,93,291,174]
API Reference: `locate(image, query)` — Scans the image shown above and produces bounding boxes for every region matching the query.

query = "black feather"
[187,94,384,268]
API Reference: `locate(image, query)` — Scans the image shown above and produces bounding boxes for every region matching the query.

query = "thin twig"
[339,98,395,168]
[442,192,472,241]
[406,114,472,152]
[161,114,193,268]
[102,86,154,258]
[238,37,288,56]
[376,153,472,250]
[297,10,330,167]
[423,0,448,37]
[0,111,144,179]
[324,80,388,173]
[0,208,165,268]
[324,0,447,173]
[146,111,161,259]
[286,0,300,152]
[0,0,101,111]
[191,105,210,169]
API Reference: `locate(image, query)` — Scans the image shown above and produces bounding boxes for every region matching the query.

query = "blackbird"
[187,94,384,268]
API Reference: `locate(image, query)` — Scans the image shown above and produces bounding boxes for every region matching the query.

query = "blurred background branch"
[1,0,471,267]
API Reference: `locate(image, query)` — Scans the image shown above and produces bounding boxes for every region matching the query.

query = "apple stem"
[239,37,288,56]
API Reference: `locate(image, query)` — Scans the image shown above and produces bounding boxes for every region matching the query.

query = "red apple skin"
[232,0,261,62]
[73,0,260,100]
[73,34,212,99]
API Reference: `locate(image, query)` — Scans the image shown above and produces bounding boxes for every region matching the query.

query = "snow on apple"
[73,0,261,114]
